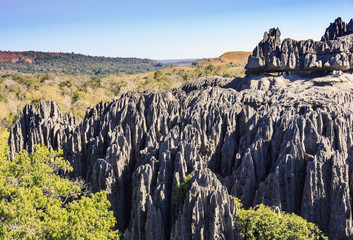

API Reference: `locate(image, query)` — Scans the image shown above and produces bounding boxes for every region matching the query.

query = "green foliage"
[153,70,164,79]
[72,91,87,102]
[0,113,20,131]
[12,75,43,90]
[31,97,45,108]
[204,64,217,73]
[69,103,89,120]
[0,59,246,130]
[236,198,327,240]
[0,144,120,240]
[39,73,50,82]
[175,64,244,83]
[110,80,127,96]
[59,79,73,89]
[0,128,9,159]
[141,70,173,90]
[153,70,172,88]
[0,51,165,76]
[82,76,103,90]
[174,171,194,206]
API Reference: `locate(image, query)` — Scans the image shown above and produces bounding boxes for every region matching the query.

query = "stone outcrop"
[246,17,353,74]
[321,17,353,41]
[171,169,240,240]
[10,72,353,239]
[9,100,77,159]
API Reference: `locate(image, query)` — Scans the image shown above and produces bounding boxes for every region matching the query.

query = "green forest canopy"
[0,51,165,75]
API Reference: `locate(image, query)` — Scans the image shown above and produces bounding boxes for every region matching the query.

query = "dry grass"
[198,51,251,66]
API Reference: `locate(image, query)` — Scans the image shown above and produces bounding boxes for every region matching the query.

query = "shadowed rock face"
[9,71,353,239]
[246,17,353,75]
[322,17,353,41]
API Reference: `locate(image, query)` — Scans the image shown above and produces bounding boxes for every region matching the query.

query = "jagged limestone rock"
[9,100,77,159]
[10,72,353,239]
[321,17,353,41]
[171,169,240,240]
[246,17,353,74]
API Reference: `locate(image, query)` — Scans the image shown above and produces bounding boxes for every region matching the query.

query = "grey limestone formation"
[9,101,77,159]
[246,17,353,75]
[9,72,353,239]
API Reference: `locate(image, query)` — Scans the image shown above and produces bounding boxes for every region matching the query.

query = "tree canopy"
[236,198,327,240]
[0,51,164,76]
[0,133,120,240]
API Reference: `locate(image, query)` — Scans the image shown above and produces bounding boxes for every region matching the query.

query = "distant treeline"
[0,51,165,75]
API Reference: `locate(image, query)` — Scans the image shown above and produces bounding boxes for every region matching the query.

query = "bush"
[31,97,45,108]
[12,75,42,90]
[110,80,127,96]
[174,171,194,206]
[236,199,327,240]
[72,91,87,102]
[0,144,120,239]
[84,76,102,89]
[59,79,74,89]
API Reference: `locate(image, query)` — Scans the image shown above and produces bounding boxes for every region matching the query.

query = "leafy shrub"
[236,199,327,240]
[174,171,194,206]
[12,75,42,90]
[39,73,50,82]
[8,85,22,99]
[140,70,173,90]
[153,70,164,79]
[110,80,127,96]
[0,144,120,239]
[0,128,9,159]
[87,76,103,89]
[69,101,91,120]
[72,91,87,102]
[59,79,74,89]
[31,97,45,108]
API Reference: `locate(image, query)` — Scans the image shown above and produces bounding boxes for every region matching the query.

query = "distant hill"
[197,51,251,66]
[0,51,166,75]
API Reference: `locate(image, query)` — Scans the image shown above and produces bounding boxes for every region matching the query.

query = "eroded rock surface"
[9,100,77,159]
[246,17,353,74]
[9,71,353,239]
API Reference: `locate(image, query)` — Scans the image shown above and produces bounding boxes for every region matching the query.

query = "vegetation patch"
[0,51,165,76]
[174,171,194,206]
[0,59,246,130]
[0,133,120,239]
[236,198,327,240]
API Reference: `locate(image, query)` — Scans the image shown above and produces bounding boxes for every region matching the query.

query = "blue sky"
[1,0,353,59]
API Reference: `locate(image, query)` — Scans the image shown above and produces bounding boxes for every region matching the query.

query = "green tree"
[205,64,216,73]
[0,143,120,240]
[72,90,87,102]
[236,199,327,240]
[151,70,172,89]
[153,70,164,79]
